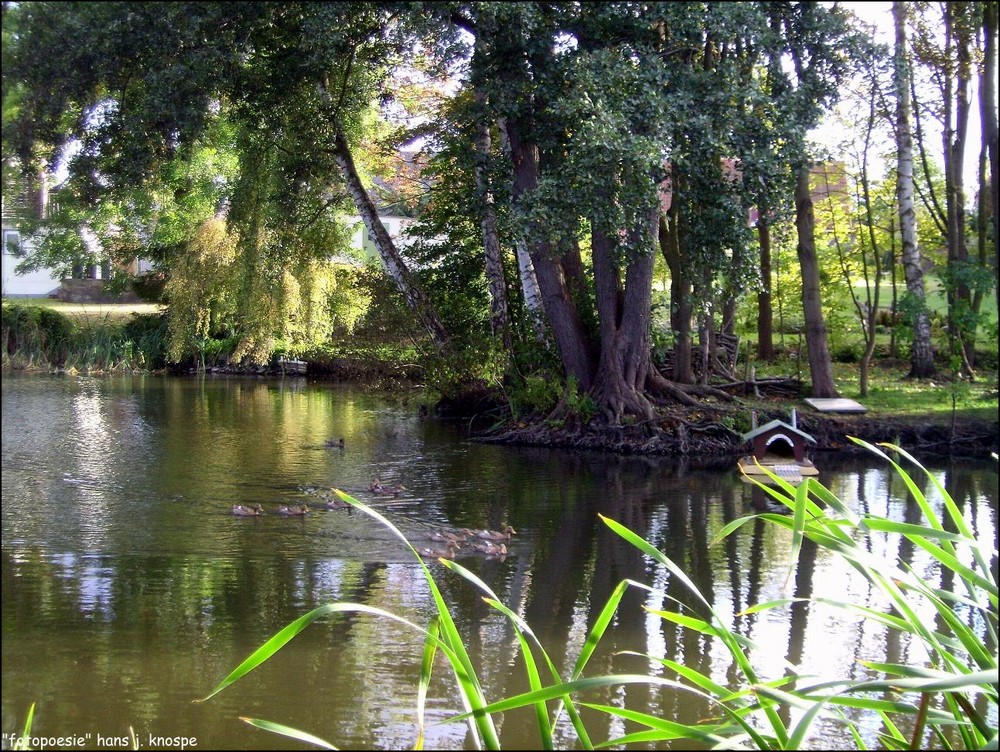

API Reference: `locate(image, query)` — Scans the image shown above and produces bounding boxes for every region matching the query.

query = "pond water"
[2,374,996,750]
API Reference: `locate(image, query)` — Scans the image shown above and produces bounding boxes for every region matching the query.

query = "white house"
[2,220,61,298]
[345,214,420,264]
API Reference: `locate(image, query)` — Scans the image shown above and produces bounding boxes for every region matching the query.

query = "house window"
[3,230,21,255]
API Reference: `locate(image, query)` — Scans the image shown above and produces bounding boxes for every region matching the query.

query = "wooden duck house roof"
[740,419,817,446]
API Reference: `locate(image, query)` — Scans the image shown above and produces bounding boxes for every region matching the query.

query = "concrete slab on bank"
[803,397,868,414]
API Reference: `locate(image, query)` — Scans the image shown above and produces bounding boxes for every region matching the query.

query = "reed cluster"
[1,303,168,373]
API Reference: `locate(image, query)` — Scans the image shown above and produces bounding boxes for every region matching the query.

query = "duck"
[475,525,517,542]
[324,438,345,449]
[430,530,465,545]
[417,545,457,560]
[277,504,310,516]
[325,496,350,510]
[231,503,264,517]
[368,479,406,496]
[470,540,507,557]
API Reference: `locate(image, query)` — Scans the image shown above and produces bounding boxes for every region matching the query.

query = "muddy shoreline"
[471,407,999,460]
[10,362,997,459]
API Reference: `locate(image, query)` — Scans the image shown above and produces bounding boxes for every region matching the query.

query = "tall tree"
[910,1,978,372]
[473,113,512,354]
[973,1,998,366]
[456,4,597,391]
[755,210,776,361]
[893,0,936,377]
[794,163,840,397]
[982,2,999,262]
[940,1,976,371]
[770,2,859,398]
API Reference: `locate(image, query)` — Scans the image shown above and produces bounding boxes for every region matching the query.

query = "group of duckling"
[236,478,407,518]
[230,502,317,517]
[415,525,517,560]
[232,470,516,560]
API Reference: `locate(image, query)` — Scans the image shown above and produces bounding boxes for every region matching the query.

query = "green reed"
[2,303,167,373]
[202,441,998,750]
[9,703,35,750]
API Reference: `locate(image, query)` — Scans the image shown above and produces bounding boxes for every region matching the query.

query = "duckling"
[277,504,310,516]
[471,540,507,557]
[231,503,264,517]
[325,496,350,510]
[369,479,406,496]
[430,531,464,545]
[417,545,457,560]
[476,525,517,542]
[325,438,345,449]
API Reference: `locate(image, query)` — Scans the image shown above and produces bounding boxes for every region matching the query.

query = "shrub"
[130,271,168,303]
[832,342,861,363]
[121,312,170,370]
[1,303,75,367]
[508,373,562,419]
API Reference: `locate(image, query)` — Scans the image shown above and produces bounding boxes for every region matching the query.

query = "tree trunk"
[332,131,449,344]
[942,3,974,371]
[497,118,548,342]
[756,209,775,361]
[795,165,839,398]
[696,269,713,386]
[659,212,695,383]
[474,116,512,354]
[889,218,899,358]
[31,164,48,220]
[560,239,590,312]
[974,3,998,366]
[894,1,936,378]
[982,1,999,270]
[590,217,656,424]
[502,119,596,389]
[515,239,548,343]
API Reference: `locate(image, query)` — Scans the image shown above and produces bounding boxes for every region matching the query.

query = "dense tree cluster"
[2,2,995,424]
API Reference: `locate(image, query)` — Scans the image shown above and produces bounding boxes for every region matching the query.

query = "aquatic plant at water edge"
[2,303,73,367]
[1,303,147,372]
[202,441,998,749]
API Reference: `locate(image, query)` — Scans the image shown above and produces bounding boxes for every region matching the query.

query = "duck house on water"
[737,409,818,483]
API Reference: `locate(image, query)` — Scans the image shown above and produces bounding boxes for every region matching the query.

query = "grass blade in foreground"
[239,718,338,750]
[11,703,35,751]
[332,489,501,749]
[196,603,343,702]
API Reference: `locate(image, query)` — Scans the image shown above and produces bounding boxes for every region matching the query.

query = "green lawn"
[850,278,999,325]
[2,298,163,323]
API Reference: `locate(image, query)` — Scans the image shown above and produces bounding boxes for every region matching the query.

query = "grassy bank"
[2,300,169,373]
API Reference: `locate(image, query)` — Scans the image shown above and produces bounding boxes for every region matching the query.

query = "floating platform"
[737,454,818,481]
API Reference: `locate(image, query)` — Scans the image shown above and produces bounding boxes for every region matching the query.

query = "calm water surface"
[2,374,996,750]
